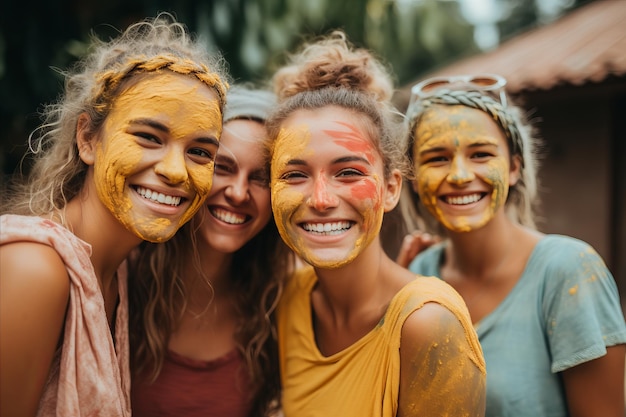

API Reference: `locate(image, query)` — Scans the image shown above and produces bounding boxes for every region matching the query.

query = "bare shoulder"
[400,301,463,345]
[1,242,71,417]
[1,241,70,306]
[399,299,486,372]
[398,301,487,417]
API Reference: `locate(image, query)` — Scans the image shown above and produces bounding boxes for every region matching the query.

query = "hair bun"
[273,31,393,103]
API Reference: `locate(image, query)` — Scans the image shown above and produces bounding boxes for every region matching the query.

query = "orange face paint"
[324,121,377,165]
[93,71,223,242]
[412,105,513,232]
[270,106,387,268]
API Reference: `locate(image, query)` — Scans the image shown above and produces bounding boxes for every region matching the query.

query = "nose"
[306,174,339,211]
[155,148,189,184]
[224,176,250,205]
[446,156,475,185]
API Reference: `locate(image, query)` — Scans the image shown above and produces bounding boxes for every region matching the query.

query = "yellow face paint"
[271,124,311,258]
[412,105,511,233]
[270,107,386,268]
[93,72,222,242]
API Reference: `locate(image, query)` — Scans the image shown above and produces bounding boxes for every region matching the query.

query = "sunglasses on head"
[409,74,508,107]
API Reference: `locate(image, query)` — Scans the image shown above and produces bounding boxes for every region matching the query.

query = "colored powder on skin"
[311,169,338,208]
[330,159,385,267]
[350,179,378,202]
[94,72,221,242]
[270,119,386,269]
[271,125,310,253]
[327,121,386,253]
[134,217,173,243]
[328,122,384,209]
[347,172,385,266]
[413,105,511,233]
[324,121,377,165]
[403,300,486,414]
[272,179,306,253]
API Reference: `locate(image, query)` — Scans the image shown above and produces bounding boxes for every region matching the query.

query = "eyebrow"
[468,139,498,147]
[419,139,498,156]
[334,156,371,165]
[285,158,308,167]
[285,155,371,166]
[130,118,170,133]
[215,153,235,163]
[130,118,219,146]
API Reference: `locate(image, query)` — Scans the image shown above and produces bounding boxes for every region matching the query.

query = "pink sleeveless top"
[0,215,131,417]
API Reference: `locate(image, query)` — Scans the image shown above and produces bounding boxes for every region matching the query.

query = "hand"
[395,231,439,268]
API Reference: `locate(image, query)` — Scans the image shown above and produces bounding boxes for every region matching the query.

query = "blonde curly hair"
[2,13,230,216]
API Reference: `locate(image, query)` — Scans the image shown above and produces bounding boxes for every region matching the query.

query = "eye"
[470,150,495,160]
[336,168,364,178]
[135,132,161,145]
[251,177,270,188]
[214,161,234,175]
[214,164,229,174]
[250,169,270,187]
[188,147,216,163]
[279,171,307,182]
[422,155,449,164]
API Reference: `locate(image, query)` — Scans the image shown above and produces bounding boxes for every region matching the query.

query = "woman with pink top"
[0,14,228,417]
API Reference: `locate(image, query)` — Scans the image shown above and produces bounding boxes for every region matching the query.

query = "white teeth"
[302,221,352,235]
[211,208,246,225]
[136,187,182,206]
[446,194,482,205]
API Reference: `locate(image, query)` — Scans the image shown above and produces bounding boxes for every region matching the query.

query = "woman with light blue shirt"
[398,74,626,417]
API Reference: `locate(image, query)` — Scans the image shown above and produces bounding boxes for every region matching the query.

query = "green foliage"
[0,0,580,177]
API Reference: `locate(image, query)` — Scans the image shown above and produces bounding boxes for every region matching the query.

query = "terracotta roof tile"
[406,0,626,94]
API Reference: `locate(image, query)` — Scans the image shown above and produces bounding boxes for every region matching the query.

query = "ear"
[76,113,96,166]
[509,154,522,186]
[383,169,403,212]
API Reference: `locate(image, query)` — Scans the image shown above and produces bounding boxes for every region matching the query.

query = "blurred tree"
[0,0,583,178]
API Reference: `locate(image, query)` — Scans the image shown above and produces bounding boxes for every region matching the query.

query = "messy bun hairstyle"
[266,31,408,179]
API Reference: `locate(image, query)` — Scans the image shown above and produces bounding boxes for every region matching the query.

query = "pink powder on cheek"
[350,179,378,201]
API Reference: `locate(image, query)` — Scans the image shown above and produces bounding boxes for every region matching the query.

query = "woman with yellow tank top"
[265,31,487,417]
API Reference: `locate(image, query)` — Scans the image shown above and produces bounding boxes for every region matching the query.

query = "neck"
[63,194,141,289]
[444,212,525,279]
[189,237,234,295]
[313,238,405,318]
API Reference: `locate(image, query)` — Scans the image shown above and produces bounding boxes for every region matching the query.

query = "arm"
[395,231,439,269]
[1,242,70,417]
[542,239,626,416]
[399,302,486,417]
[562,344,625,417]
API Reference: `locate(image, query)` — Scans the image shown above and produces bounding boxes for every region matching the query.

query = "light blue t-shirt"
[409,234,626,417]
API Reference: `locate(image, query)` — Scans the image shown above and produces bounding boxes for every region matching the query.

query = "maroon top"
[131,348,252,417]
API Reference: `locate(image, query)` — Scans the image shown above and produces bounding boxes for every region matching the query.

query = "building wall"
[530,99,612,259]
[524,87,626,307]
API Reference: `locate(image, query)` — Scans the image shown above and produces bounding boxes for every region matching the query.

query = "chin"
[139,231,177,243]
[305,254,354,269]
[209,239,247,255]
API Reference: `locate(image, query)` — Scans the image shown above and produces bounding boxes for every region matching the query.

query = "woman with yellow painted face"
[266,32,486,417]
[399,75,626,417]
[0,14,228,417]
[128,85,293,417]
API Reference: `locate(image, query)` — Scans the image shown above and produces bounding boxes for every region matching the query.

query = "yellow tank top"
[277,267,485,417]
